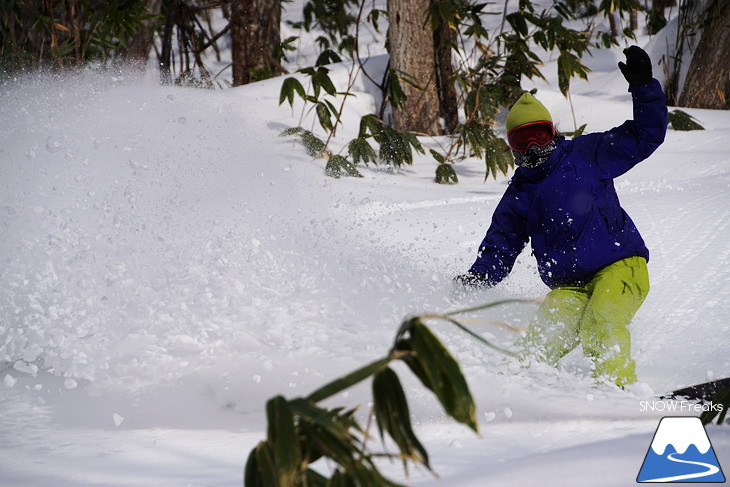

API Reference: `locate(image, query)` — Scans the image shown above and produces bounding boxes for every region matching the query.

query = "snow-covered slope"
[2,18,729,487]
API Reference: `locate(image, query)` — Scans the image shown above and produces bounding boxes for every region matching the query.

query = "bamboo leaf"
[326,155,363,178]
[348,137,378,166]
[279,77,306,107]
[324,99,340,117]
[305,468,328,487]
[359,114,381,137]
[296,422,355,465]
[668,110,705,131]
[397,322,478,432]
[393,316,420,344]
[306,356,392,403]
[279,126,303,137]
[484,134,513,181]
[290,404,358,468]
[314,67,337,97]
[266,396,302,485]
[300,131,326,158]
[277,36,298,57]
[403,132,424,155]
[254,442,277,487]
[378,126,416,167]
[289,400,361,437]
[434,163,458,184]
[563,123,588,138]
[398,323,444,396]
[300,416,359,468]
[506,12,529,37]
[243,441,265,487]
[557,52,571,97]
[316,49,342,66]
[350,461,406,487]
[317,102,333,132]
[338,35,357,56]
[429,149,446,164]
[328,470,352,487]
[372,367,430,469]
[485,156,497,182]
[368,8,384,31]
[387,70,408,111]
[557,51,591,97]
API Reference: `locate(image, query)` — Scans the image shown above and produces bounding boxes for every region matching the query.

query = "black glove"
[453,271,490,289]
[618,45,652,87]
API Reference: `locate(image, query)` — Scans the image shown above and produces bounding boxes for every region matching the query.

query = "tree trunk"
[678,0,730,109]
[126,0,163,66]
[434,16,458,133]
[608,11,619,38]
[629,10,638,31]
[387,0,441,135]
[230,0,284,86]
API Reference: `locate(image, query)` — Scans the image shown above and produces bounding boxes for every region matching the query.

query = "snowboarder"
[455,46,668,387]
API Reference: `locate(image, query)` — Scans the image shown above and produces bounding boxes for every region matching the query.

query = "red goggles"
[507,121,555,152]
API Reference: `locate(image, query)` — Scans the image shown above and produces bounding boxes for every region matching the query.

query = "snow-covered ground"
[1,4,729,486]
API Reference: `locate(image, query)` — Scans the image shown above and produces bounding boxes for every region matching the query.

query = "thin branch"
[323,0,371,146]
[445,297,541,316]
[419,313,519,357]
[196,19,230,52]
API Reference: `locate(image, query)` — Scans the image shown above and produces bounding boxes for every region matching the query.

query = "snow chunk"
[45,136,63,153]
[112,413,125,427]
[3,374,16,388]
[22,344,44,363]
[13,361,39,377]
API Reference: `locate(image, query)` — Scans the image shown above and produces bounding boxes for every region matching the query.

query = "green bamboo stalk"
[306,355,395,403]
[420,313,519,358]
[444,298,539,317]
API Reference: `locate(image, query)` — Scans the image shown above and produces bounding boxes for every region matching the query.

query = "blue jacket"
[470,79,667,288]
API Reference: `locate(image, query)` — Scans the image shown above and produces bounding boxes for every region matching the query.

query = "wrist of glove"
[453,271,491,289]
[618,45,652,87]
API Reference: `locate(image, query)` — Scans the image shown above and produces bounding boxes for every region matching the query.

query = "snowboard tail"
[665,377,730,425]
[668,377,730,401]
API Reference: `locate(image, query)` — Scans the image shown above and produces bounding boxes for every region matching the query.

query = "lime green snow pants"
[521,256,649,386]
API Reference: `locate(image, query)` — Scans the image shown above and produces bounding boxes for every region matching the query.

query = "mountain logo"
[637,416,726,483]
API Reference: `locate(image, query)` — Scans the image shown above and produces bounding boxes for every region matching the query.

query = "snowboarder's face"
[512,140,556,169]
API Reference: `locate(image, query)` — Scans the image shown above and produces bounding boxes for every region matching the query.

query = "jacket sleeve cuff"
[628,78,662,98]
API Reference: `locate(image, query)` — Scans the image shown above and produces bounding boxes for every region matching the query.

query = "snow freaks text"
[639,401,725,413]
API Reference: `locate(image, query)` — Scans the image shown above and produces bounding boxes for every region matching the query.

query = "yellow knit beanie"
[505,92,552,132]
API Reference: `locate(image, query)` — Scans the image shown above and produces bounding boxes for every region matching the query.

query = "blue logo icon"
[637,416,726,483]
